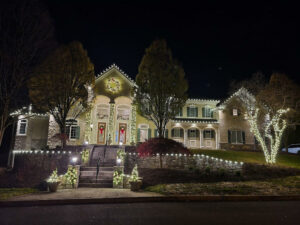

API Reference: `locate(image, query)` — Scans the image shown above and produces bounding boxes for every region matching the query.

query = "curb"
[1,195,300,207]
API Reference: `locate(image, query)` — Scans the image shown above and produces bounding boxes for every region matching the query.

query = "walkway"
[7,188,162,201]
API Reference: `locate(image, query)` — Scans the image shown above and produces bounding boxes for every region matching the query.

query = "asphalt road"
[1,201,299,225]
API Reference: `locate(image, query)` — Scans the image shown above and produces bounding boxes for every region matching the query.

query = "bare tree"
[0,0,56,148]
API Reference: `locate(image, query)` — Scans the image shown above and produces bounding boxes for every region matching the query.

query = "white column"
[184,129,188,147]
[199,129,202,148]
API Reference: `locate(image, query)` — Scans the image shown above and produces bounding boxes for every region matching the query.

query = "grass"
[190,149,300,169]
[0,188,38,201]
[145,176,300,196]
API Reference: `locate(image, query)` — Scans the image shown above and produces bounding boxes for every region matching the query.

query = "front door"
[118,123,127,145]
[97,122,106,144]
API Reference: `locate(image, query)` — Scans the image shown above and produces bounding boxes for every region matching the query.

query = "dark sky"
[45,0,300,99]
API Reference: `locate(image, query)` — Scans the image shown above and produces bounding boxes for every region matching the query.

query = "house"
[12,64,257,151]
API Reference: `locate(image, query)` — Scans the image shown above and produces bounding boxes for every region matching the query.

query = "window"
[171,128,184,138]
[117,105,130,120]
[202,106,213,118]
[188,129,199,138]
[187,106,198,117]
[97,104,109,119]
[176,108,183,117]
[203,130,215,139]
[66,120,80,140]
[17,119,27,135]
[228,130,245,144]
[233,109,238,116]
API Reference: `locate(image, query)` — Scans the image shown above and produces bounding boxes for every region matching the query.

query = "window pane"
[231,131,237,143]
[19,123,26,134]
[237,131,242,143]
[70,126,77,139]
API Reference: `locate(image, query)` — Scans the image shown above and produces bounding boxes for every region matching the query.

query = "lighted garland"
[113,170,123,186]
[80,149,90,164]
[47,169,59,183]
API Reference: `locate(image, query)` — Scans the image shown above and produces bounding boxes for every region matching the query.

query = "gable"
[94,64,136,102]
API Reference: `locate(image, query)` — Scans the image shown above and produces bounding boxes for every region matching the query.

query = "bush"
[137,138,190,156]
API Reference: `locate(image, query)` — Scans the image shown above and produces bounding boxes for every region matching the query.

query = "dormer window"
[17,119,27,135]
[233,109,238,116]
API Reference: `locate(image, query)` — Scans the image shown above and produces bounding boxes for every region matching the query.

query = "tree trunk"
[0,129,4,149]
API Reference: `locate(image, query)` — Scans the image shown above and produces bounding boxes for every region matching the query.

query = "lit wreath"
[106,77,121,93]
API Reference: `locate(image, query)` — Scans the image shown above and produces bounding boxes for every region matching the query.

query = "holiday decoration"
[106,77,121,93]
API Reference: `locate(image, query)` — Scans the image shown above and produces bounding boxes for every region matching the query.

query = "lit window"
[17,119,27,135]
[233,109,238,116]
[117,105,130,120]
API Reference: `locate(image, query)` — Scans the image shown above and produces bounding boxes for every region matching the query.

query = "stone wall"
[0,152,80,188]
[124,153,243,175]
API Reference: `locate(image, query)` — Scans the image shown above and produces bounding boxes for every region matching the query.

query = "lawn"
[145,176,300,196]
[0,188,38,201]
[190,149,300,169]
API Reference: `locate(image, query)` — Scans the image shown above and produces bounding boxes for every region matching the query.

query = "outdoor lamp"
[71,156,78,165]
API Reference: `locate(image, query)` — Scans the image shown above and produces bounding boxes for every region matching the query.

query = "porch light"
[119,142,123,146]
[71,157,78,164]
[117,158,122,164]
[84,141,89,145]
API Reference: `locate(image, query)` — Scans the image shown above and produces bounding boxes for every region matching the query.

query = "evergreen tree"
[135,39,188,138]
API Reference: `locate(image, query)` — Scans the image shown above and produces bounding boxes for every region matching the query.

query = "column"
[199,129,202,148]
[184,129,188,147]
[130,105,137,145]
[108,103,115,145]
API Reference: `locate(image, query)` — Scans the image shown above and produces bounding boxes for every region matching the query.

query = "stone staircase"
[78,145,120,188]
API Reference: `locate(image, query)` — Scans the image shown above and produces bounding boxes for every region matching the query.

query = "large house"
[13,64,257,151]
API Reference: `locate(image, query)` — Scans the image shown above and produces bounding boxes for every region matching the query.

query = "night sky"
[45,0,300,99]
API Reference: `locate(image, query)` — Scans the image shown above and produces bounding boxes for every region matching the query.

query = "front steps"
[78,166,114,188]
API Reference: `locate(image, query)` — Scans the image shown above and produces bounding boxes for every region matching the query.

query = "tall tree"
[29,41,94,147]
[135,39,188,138]
[233,73,300,164]
[0,0,56,148]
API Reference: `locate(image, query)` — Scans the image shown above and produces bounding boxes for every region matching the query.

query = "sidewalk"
[1,188,299,207]
[6,188,162,201]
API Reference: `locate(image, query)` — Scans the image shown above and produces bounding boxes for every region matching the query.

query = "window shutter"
[211,110,214,118]
[202,107,205,117]
[171,129,174,137]
[195,107,198,117]
[137,128,140,142]
[154,129,157,137]
[242,131,246,144]
[180,128,184,137]
[164,129,168,138]
[66,126,70,138]
[148,128,152,139]
[75,126,80,139]
[212,130,215,139]
[187,107,190,117]
[180,108,183,116]
[228,130,231,143]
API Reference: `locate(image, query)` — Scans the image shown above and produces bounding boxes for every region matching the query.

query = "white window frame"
[17,119,28,136]
[231,130,243,144]
[233,109,238,116]
[203,106,212,118]
[69,125,78,140]
[203,130,213,139]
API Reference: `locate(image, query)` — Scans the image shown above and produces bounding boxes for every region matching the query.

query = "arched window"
[97,104,109,120]
[188,128,199,138]
[117,105,130,120]
[203,129,215,139]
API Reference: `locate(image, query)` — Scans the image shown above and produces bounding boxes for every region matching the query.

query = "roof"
[10,104,48,117]
[217,87,254,109]
[95,63,136,86]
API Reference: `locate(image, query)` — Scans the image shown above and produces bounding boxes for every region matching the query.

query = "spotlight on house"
[71,157,78,164]
[117,158,122,164]
[84,141,89,145]
[119,142,123,146]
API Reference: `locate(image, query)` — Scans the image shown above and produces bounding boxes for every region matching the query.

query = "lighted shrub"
[137,137,190,156]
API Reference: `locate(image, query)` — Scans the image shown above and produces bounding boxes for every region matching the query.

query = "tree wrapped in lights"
[233,74,299,164]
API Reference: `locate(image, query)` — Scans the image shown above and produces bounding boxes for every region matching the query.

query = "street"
[1,201,299,225]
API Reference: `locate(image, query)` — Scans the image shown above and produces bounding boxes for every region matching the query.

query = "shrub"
[137,137,190,156]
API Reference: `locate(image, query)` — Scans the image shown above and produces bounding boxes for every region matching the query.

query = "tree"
[233,73,300,164]
[135,39,188,137]
[29,41,94,147]
[0,0,56,148]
